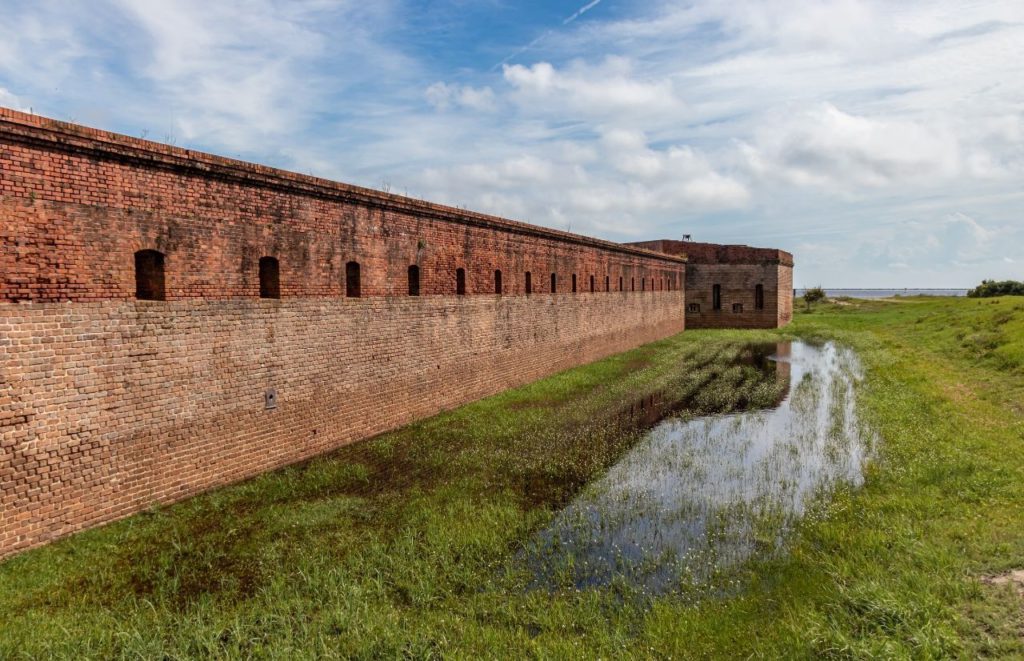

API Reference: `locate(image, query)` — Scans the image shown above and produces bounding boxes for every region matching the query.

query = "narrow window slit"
[408,265,420,296]
[134,249,165,301]
[346,261,361,298]
[259,256,280,299]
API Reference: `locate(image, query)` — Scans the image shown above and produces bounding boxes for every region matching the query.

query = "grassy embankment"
[2,296,1024,657]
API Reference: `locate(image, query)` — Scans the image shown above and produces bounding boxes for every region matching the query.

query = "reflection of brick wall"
[772,342,792,396]
[627,240,793,329]
[0,108,686,557]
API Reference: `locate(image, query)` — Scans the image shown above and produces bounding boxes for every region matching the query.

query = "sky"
[1,0,1022,287]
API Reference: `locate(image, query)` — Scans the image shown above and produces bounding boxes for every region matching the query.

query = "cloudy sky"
[1,0,1022,287]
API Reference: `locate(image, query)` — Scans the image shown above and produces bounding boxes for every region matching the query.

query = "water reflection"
[525,341,873,595]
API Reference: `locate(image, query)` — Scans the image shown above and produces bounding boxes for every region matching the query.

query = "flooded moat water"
[524,341,875,596]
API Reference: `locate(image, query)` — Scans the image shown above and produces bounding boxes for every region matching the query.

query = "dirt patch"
[940,380,977,405]
[982,570,1024,595]
[619,356,653,373]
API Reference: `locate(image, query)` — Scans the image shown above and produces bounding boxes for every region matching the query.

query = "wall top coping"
[626,239,794,267]
[0,107,685,265]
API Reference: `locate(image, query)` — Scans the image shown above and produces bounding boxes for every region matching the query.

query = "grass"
[3,296,1024,657]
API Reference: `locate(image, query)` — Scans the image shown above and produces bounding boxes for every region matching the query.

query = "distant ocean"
[794,289,969,299]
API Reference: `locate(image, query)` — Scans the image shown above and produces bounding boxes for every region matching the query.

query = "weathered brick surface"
[0,108,686,558]
[631,239,793,267]
[0,108,685,303]
[776,261,794,327]
[628,240,793,329]
[0,295,682,557]
[682,262,790,329]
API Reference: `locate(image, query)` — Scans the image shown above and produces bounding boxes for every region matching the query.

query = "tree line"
[967,280,1024,298]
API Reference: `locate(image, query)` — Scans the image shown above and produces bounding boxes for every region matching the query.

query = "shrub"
[803,286,827,310]
[966,280,1024,298]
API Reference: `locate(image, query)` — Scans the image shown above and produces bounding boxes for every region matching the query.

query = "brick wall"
[0,108,686,557]
[631,239,793,267]
[0,295,681,557]
[777,262,794,327]
[684,263,780,329]
[627,239,793,329]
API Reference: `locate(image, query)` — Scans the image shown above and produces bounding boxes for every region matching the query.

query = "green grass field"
[3,296,1024,658]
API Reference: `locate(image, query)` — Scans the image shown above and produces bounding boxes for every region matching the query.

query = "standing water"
[525,341,875,596]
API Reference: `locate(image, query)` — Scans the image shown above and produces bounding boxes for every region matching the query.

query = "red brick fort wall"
[628,239,793,329]
[0,109,686,558]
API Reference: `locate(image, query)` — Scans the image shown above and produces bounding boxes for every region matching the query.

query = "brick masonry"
[627,240,794,329]
[0,108,687,558]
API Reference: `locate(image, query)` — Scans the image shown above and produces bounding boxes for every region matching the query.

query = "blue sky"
[1,0,1022,287]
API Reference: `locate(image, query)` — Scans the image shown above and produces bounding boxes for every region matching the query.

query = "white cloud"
[503,57,681,117]
[742,103,962,189]
[682,172,750,207]
[112,0,330,145]
[0,0,416,157]
[0,87,28,112]
[425,82,497,112]
[788,207,1023,287]
[411,129,748,236]
[0,7,89,91]
[709,0,900,54]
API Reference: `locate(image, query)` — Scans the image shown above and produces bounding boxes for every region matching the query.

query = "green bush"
[803,286,827,310]
[967,280,1024,298]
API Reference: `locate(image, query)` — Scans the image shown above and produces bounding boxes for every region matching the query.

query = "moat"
[525,341,874,595]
